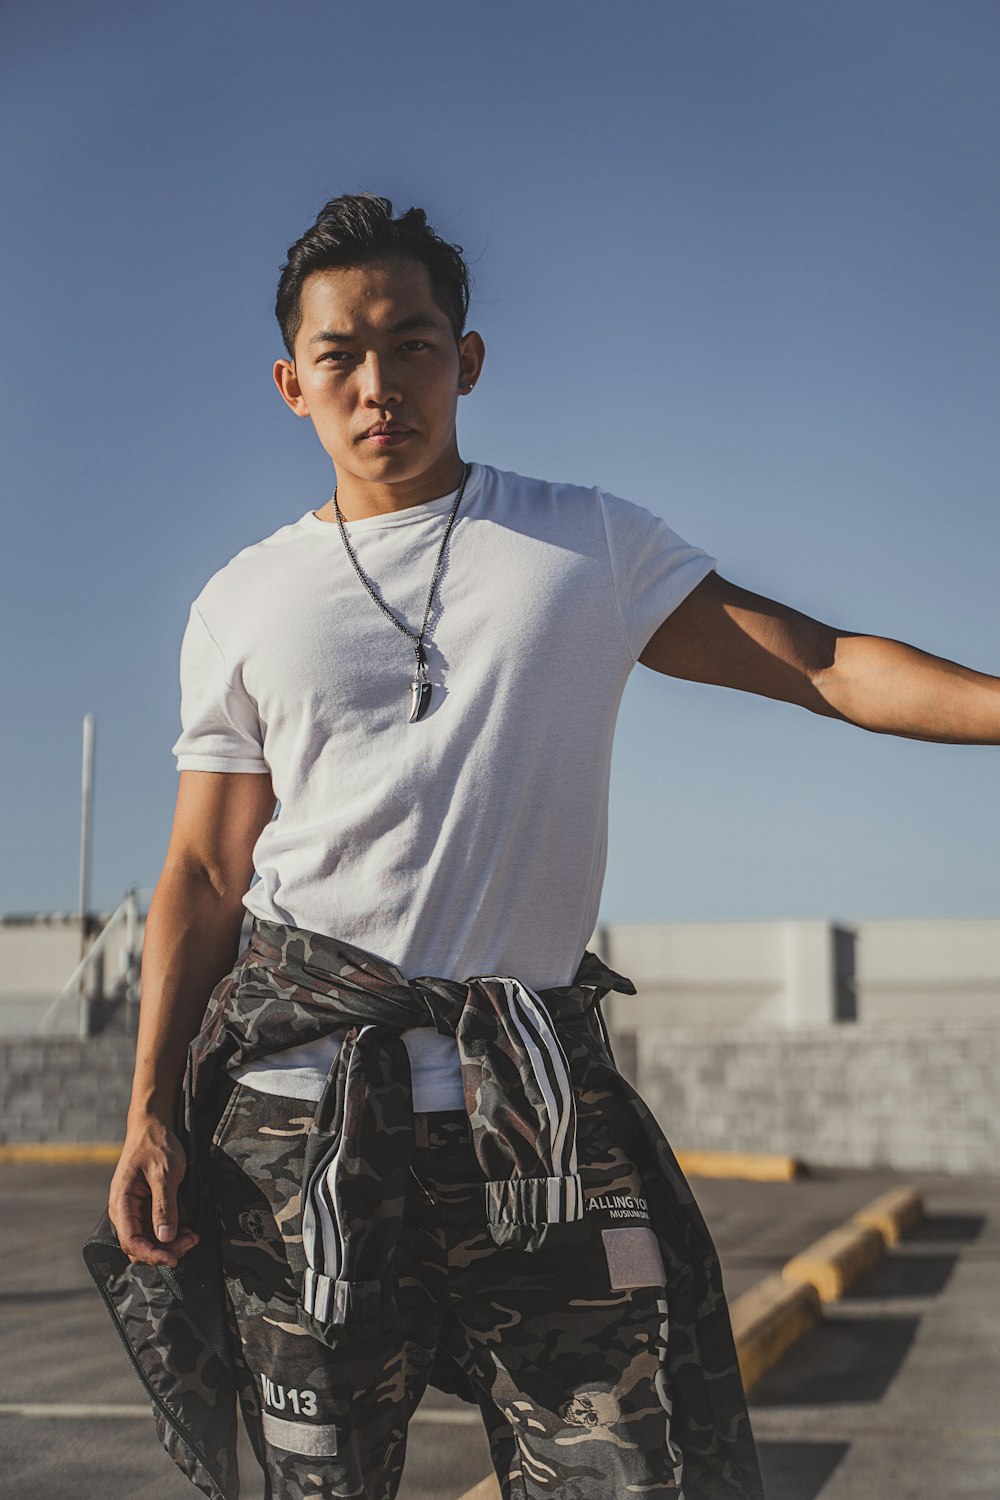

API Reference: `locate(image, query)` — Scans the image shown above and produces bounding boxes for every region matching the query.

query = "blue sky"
[2,0,997,924]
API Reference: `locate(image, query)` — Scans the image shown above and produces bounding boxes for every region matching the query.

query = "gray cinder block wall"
[3,1021,999,1175]
[1,1035,136,1143]
[627,1021,1000,1175]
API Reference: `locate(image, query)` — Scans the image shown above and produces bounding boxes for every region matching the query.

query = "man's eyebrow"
[307,314,441,347]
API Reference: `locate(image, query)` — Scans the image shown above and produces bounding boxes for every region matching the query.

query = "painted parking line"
[0,1401,481,1425]
[0,1403,151,1419]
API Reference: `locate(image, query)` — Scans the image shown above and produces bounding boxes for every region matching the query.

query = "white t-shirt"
[171,462,716,1109]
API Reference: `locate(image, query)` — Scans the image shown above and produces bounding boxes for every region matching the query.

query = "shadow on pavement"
[0,1286,95,1306]
[849,1249,956,1298]
[756,1440,849,1500]
[750,1315,920,1406]
[907,1212,984,1244]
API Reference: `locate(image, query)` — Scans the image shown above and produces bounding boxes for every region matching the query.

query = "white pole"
[78,713,95,1037]
[125,886,140,1034]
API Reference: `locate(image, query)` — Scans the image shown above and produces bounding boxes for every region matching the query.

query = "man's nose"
[360,354,402,407]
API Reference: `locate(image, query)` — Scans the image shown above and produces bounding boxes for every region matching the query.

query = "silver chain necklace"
[332,461,471,723]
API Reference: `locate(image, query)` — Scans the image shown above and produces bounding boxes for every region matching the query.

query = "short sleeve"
[170,602,269,773]
[598,490,717,664]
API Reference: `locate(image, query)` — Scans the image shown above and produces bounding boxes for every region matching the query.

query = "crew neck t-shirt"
[170,462,717,1109]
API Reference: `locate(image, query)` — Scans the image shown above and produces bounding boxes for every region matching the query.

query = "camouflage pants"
[210,1076,687,1500]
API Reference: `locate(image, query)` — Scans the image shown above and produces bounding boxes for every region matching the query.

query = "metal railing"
[39,884,153,1038]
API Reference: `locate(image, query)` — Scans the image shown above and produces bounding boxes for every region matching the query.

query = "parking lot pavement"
[3,1160,997,1500]
[692,1166,1000,1500]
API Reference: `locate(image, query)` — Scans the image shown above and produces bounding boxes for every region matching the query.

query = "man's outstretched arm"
[639,570,1000,746]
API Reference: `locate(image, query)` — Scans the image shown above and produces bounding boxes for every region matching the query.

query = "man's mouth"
[362,423,414,447]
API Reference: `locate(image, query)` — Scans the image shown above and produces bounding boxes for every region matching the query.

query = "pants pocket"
[210,1082,246,1151]
[211,1087,314,1301]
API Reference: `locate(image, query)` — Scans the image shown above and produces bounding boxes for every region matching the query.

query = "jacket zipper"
[86,1237,232,1500]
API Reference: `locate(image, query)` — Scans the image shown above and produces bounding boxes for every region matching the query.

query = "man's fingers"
[122,1226,200,1267]
[110,1185,151,1253]
[108,1135,195,1267]
[111,1179,185,1261]
[125,1227,200,1268]
[137,1158,176,1242]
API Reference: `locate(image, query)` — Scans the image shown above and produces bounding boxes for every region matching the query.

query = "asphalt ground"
[2,1160,998,1500]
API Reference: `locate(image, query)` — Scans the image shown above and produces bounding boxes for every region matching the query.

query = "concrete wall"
[0,912,119,1036]
[855,919,1000,1023]
[0,907,206,1037]
[4,912,997,1033]
[599,917,999,1031]
[3,1021,998,1175]
[600,919,857,1029]
[595,918,1000,1176]
[0,914,99,998]
[1,1035,136,1143]
[619,1021,1000,1176]
[2,910,998,1172]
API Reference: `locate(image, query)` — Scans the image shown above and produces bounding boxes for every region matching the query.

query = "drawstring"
[409,1164,437,1206]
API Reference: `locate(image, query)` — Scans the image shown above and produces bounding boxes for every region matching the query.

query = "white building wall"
[1,911,998,1034]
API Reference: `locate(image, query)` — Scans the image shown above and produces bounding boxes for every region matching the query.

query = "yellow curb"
[0,1142,123,1164]
[4,1142,803,1181]
[728,1274,822,1393]
[675,1150,802,1182]
[781,1222,884,1302]
[852,1186,924,1246]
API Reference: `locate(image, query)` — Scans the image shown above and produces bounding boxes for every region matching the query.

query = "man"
[96,193,999,1500]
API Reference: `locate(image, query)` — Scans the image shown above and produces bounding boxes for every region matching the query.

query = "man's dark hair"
[275,192,472,359]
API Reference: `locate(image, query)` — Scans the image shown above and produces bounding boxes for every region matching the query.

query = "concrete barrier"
[852,1185,924,1245]
[0,1142,122,1164]
[728,1274,822,1393]
[781,1222,885,1302]
[676,1149,802,1182]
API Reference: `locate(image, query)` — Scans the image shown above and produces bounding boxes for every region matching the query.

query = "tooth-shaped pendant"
[408,674,432,722]
[408,649,432,723]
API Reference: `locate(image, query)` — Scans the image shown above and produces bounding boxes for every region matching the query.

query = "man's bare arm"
[108,769,277,1267]
[638,570,1000,745]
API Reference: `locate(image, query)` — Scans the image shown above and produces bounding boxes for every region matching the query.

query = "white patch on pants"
[600,1225,666,1288]
[262,1411,339,1456]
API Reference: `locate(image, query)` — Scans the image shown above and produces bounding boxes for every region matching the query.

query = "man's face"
[273,257,483,490]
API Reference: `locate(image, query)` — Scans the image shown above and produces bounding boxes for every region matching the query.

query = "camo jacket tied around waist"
[84,916,765,1500]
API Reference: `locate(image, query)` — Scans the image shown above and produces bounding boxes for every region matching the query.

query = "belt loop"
[414,983,445,1035]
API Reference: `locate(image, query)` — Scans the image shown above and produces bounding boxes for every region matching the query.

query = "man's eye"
[320,352,352,363]
[401,340,430,351]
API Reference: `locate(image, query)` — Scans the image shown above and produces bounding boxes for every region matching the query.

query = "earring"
[460,381,473,392]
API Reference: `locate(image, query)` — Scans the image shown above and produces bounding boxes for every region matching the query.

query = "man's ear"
[458,330,486,393]
[273,358,309,416]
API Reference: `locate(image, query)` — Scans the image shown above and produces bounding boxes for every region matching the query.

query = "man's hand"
[639,570,1000,745]
[110,777,275,1269]
[108,1117,199,1268]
